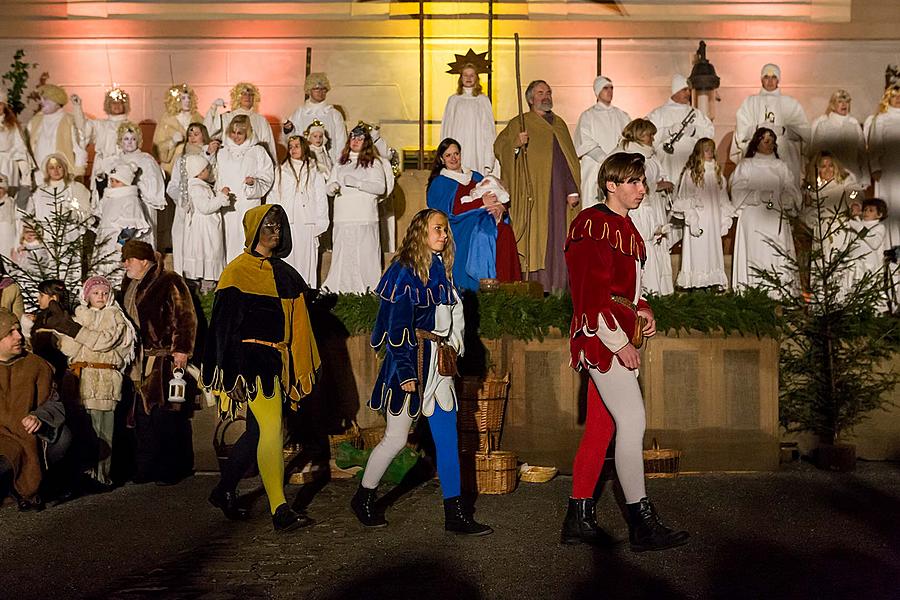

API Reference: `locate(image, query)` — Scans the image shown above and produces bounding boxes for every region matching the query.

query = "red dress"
[452,180,522,282]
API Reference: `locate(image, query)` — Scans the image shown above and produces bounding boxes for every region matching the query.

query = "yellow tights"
[248,385,287,514]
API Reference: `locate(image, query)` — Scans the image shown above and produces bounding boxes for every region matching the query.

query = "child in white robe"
[95,161,152,282]
[211,114,275,261]
[182,154,229,291]
[271,135,329,287]
[837,199,889,309]
[0,175,16,258]
[303,120,333,177]
[167,122,213,276]
[672,138,734,289]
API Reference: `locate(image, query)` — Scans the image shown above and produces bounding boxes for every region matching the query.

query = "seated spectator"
[0,308,70,511]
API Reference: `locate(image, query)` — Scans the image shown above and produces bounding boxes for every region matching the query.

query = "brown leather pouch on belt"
[633,315,648,349]
[437,343,458,377]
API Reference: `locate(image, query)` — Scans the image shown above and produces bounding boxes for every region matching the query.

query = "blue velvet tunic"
[369,254,457,417]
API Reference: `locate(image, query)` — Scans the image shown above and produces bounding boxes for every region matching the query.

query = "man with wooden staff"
[494,80,581,293]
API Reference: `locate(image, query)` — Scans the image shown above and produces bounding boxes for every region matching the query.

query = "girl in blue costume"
[426,138,521,291]
[351,208,492,536]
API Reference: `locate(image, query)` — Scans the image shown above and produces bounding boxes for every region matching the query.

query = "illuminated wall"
[2,36,894,155]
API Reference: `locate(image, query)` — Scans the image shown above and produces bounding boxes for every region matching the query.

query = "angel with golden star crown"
[440,49,498,175]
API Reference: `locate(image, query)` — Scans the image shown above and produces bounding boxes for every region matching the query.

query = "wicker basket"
[457,374,510,434]
[329,422,362,456]
[642,438,681,479]
[519,465,558,483]
[459,431,495,453]
[360,426,386,450]
[474,450,518,495]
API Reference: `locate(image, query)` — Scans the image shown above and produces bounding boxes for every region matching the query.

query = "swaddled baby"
[459,174,510,222]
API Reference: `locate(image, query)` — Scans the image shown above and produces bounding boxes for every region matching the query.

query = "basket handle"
[214,415,246,451]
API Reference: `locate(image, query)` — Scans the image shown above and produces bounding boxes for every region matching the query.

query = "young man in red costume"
[562,152,689,552]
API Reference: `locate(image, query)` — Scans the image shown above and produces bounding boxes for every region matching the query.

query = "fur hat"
[593,76,612,97]
[109,162,137,186]
[0,307,18,339]
[671,74,689,95]
[121,239,155,262]
[39,83,68,107]
[82,275,111,301]
[761,63,781,79]
[185,154,210,179]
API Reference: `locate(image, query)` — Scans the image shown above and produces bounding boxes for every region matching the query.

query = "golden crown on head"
[350,120,378,137]
[168,83,190,98]
[446,48,491,75]
[106,86,129,102]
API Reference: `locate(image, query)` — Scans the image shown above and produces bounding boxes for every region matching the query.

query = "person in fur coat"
[52,276,135,487]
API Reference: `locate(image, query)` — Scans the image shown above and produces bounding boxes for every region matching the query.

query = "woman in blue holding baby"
[426,138,521,291]
[350,208,492,536]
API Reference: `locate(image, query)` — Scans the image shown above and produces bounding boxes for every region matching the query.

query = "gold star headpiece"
[446,49,491,75]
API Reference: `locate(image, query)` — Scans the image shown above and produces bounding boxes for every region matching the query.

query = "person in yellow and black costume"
[202,203,321,533]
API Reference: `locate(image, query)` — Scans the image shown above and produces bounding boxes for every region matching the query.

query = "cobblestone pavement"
[1,462,898,600]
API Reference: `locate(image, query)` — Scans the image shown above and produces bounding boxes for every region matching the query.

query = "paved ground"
[1,462,898,600]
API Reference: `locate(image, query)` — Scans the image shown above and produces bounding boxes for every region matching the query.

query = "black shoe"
[443,496,493,536]
[209,487,250,521]
[560,497,617,546]
[626,497,690,552]
[351,485,387,528]
[272,503,314,533]
[17,496,45,512]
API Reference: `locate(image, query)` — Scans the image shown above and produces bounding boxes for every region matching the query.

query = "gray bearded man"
[494,80,581,293]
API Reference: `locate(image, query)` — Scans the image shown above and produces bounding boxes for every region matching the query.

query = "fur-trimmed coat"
[59,302,136,411]
[122,260,197,412]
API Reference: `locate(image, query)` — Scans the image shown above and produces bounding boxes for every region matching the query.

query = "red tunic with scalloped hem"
[565,203,651,373]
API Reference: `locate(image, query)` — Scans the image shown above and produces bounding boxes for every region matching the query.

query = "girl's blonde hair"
[393,208,454,284]
[683,138,722,187]
[826,89,851,115]
[621,119,657,149]
[806,150,848,185]
[165,84,198,116]
[455,65,483,97]
[228,114,253,139]
[876,85,900,115]
[230,82,260,111]
[116,121,143,148]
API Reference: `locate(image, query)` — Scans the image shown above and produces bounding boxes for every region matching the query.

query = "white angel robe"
[26,111,87,177]
[647,100,716,187]
[270,159,329,287]
[440,89,497,174]
[72,107,129,179]
[95,184,153,282]
[802,175,865,259]
[310,144,333,177]
[214,134,275,261]
[97,152,167,245]
[322,152,394,293]
[0,123,32,187]
[809,113,868,186]
[574,102,630,209]
[734,89,810,185]
[284,101,347,165]
[730,154,802,293]
[866,107,900,248]
[24,179,92,276]
[0,189,17,258]
[205,107,277,162]
[672,163,734,289]
[182,177,229,281]
[608,142,674,295]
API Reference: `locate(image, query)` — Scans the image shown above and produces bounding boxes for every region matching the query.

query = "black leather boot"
[272,503,314,533]
[560,497,616,546]
[209,486,250,521]
[443,496,493,536]
[626,497,690,552]
[351,484,387,527]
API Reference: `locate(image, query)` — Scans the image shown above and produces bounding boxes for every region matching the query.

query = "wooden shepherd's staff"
[514,33,536,279]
